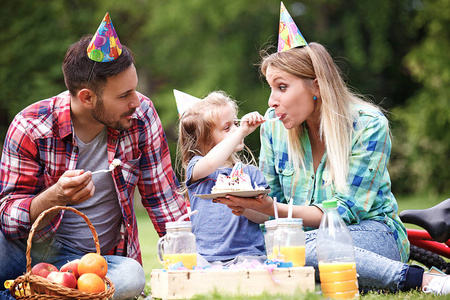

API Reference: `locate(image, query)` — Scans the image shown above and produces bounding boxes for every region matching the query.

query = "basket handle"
[25,205,101,273]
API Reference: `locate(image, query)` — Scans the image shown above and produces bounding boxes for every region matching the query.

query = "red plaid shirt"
[0,91,187,264]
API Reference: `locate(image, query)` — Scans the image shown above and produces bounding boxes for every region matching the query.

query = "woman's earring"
[313,96,317,101]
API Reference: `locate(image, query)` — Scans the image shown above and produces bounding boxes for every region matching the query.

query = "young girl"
[177,90,270,266]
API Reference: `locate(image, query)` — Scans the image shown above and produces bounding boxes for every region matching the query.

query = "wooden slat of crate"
[151,266,315,299]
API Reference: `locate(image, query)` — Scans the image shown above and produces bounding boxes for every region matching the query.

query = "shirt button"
[359,110,364,115]
[311,175,315,180]
[73,148,78,153]
[112,139,116,144]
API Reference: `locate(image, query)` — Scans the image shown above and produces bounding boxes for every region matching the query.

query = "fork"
[234,116,280,123]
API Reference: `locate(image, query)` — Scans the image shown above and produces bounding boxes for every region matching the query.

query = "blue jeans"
[0,231,145,300]
[306,220,410,292]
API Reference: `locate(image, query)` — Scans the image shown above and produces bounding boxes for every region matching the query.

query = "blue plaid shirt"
[259,104,409,263]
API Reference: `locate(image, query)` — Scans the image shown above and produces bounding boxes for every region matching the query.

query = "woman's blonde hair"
[176,90,256,196]
[260,42,382,194]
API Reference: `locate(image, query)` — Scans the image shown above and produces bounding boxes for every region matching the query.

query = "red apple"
[60,259,81,278]
[31,262,58,278]
[46,271,77,289]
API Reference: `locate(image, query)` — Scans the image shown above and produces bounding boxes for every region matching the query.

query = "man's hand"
[30,170,95,228]
[54,170,95,205]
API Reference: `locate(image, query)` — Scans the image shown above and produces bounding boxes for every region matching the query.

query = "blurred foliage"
[390,0,450,195]
[0,0,448,195]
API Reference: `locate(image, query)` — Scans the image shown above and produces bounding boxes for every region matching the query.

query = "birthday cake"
[211,163,265,193]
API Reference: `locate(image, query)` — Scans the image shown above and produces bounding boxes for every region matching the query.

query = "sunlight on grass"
[136,209,161,279]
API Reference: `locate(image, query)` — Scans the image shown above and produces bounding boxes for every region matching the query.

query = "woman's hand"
[215,195,270,223]
[217,194,324,228]
[228,205,245,216]
[215,194,274,216]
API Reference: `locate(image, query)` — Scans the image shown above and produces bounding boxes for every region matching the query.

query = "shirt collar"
[54,91,74,141]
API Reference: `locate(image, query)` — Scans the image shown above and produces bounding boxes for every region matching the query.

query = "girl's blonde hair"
[260,42,383,194]
[176,91,255,196]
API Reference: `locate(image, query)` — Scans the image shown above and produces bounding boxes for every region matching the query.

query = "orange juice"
[321,279,358,293]
[163,253,197,270]
[319,262,359,299]
[322,290,359,299]
[272,246,305,267]
[319,262,356,273]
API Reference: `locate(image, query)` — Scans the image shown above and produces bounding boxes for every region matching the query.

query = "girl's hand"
[239,112,265,136]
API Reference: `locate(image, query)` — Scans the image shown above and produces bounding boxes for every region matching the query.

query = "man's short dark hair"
[62,34,135,96]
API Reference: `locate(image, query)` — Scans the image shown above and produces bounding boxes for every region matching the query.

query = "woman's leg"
[305,220,411,292]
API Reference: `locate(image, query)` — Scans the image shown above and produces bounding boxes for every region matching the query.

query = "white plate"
[195,189,271,199]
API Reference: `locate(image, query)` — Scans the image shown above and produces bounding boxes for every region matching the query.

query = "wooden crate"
[151,266,315,299]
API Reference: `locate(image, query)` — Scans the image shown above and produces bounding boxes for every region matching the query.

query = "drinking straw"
[287,198,293,219]
[177,210,198,222]
[273,197,279,220]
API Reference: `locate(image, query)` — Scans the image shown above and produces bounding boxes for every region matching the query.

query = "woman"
[217,42,450,294]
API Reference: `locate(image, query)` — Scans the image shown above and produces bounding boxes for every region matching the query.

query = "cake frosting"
[211,163,265,193]
[109,158,121,170]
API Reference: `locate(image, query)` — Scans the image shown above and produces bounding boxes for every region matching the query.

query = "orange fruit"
[77,273,106,293]
[77,253,108,279]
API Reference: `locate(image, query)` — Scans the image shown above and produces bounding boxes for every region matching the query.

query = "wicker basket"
[9,206,115,299]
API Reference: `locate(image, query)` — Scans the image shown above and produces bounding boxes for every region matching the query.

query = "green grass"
[135,209,161,295]
[136,194,450,299]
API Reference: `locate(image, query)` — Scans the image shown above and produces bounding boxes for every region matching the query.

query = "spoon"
[91,159,121,175]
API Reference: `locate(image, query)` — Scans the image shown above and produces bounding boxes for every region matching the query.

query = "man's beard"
[90,96,135,132]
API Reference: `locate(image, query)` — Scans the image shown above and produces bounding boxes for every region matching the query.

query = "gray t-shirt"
[55,127,122,254]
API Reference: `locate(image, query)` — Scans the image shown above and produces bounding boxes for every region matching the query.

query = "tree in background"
[0,0,448,195]
[390,0,450,195]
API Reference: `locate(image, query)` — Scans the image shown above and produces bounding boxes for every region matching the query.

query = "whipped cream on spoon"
[91,159,121,175]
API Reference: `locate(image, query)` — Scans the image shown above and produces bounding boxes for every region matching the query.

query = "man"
[0,13,186,299]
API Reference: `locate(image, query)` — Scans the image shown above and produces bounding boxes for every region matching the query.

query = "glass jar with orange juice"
[272,218,305,267]
[157,221,197,270]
